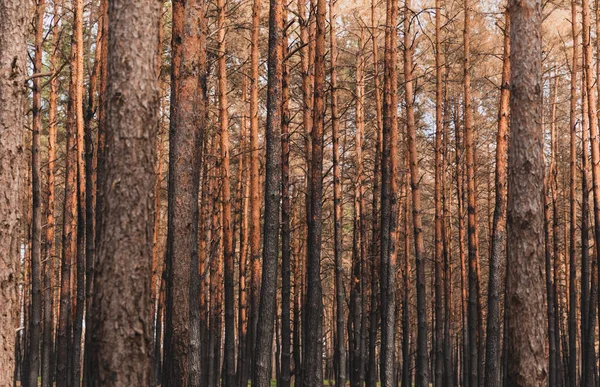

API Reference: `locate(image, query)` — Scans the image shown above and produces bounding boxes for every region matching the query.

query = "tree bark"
[163,0,205,385]
[505,0,547,385]
[303,0,326,381]
[251,0,283,382]
[330,2,346,385]
[26,1,46,385]
[434,1,444,384]
[88,0,160,383]
[567,0,579,384]
[403,1,428,385]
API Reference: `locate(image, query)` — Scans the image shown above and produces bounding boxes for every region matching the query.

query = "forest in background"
[0,0,569,385]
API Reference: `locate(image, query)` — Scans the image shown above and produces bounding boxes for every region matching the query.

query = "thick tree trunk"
[505,0,547,385]
[0,1,27,384]
[163,0,205,385]
[484,13,510,387]
[251,0,283,382]
[88,0,160,383]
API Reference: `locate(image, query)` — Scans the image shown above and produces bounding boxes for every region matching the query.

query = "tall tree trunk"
[368,1,383,383]
[57,18,79,386]
[215,0,235,382]
[237,75,250,387]
[26,1,46,385]
[380,0,400,383]
[350,28,366,387]
[505,0,547,385]
[88,0,160,383]
[42,2,61,385]
[484,13,510,387]
[0,0,27,384]
[581,71,593,386]
[163,0,205,385]
[251,0,283,382]
[403,1,428,385]
[72,0,86,382]
[247,0,262,381]
[303,0,326,381]
[434,0,444,384]
[330,3,346,385]
[280,16,292,387]
[82,1,104,384]
[567,0,579,384]
[463,0,481,384]
[582,0,600,383]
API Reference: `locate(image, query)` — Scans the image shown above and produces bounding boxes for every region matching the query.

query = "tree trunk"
[280,17,292,387]
[163,0,205,385]
[303,0,326,381]
[215,0,235,382]
[505,0,547,385]
[251,0,283,382]
[26,1,45,385]
[247,0,262,381]
[567,0,579,384]
[330,3,346,385]
[42,2,61,386]
[71,0,86,382]
[403,1,428,385]
[463,1,481,384]
[0,1,27,384]
[484,12,509,387]
[434,0,444,384]
[57,19,79,386]
[88,0,160,383]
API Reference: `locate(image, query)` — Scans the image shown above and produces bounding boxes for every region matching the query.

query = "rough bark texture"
[506,0,547,385]
[251,0,283,382]
[0,0,28,384]
[163,0,204,384]
[484,13,509,387]
[89,0,160,384]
